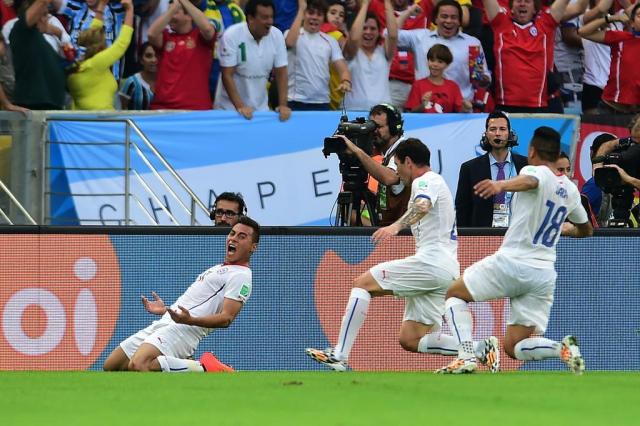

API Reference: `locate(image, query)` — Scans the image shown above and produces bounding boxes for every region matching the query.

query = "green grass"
[1,371,639,425]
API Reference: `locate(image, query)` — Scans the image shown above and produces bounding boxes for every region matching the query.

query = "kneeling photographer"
[592,114,640,227]
[329,104,410,226]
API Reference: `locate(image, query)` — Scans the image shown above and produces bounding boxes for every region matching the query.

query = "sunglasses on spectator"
[213,209,239,218]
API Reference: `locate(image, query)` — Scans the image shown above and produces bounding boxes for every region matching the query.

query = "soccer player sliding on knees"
[438,127,592,374]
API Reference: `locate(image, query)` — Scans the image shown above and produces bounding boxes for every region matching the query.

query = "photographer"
[591,114,640,226]
[603,164,640,191]
[592,114,640,173]
[334,103,410,225]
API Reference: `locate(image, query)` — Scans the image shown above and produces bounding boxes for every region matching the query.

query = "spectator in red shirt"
[483,0,570,113]
[578,3,640,114]
[148,0,216,110]
[369,0,431,108]
[405,43,471,112]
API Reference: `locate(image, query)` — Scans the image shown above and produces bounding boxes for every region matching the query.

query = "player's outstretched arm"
[561,221,593,238]
[372,197,432,244]
[141,291,167,315]
[473,175,538,199]
[167,298,243,328]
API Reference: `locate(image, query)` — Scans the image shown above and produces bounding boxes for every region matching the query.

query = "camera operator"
[592,114,640,174]
[591,114,640,226]
[603,164,640,190]
[334,103,410,225]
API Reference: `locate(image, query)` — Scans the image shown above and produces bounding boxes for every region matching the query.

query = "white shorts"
[370,255,456,327]
[464,253,556,334]
[120,317,201,360]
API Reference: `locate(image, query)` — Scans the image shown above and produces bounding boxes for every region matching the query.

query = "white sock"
[444,297,474,358]
[333,288,371,361]
[514,338,562,361]
[417,332,458,355]
[157,356,204,373]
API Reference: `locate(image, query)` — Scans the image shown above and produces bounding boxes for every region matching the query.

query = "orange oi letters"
[313,235,525,372]
[0,235,120,370]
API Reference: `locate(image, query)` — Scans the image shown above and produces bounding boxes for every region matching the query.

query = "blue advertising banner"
[1,230,636,372]
[47,112,578,225]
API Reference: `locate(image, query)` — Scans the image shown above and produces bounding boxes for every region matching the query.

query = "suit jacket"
[455,152,528,227]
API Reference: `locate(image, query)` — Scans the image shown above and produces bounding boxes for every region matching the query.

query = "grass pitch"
[2,371,638,426]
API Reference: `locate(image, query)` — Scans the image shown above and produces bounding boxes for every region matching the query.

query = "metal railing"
[45,117,209,225]
[0,178,37,224]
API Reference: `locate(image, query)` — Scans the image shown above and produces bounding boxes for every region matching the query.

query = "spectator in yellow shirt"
[67,0,134,110]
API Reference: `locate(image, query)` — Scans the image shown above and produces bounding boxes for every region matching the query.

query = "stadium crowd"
[1,0,639,115]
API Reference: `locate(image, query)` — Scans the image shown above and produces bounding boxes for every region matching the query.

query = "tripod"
[335,184,379,226]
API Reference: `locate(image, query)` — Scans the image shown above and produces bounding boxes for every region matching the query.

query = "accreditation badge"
[492,203,510,228]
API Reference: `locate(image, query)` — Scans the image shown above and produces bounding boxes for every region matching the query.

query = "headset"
[209,192,247,220]
[370,103,404,137]
[480,110,519,151]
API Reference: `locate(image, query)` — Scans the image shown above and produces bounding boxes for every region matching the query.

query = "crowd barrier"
[1,226,638,372]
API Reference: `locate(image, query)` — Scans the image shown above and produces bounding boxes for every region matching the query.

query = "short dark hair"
[245,0,275,17]
[307,0,328,16]
[238,216,261,243]
[365,11,381,32]
[214,192,247,215]
[138,42,154,61]
[485,110,511,132]
[326,0,345,10]
[558,151,569,161]
[531,126,561,162]
[369,103,404,137]
[394,138,431,167]
[427,44,453,65]
[590,133,616,160]
[432,0,463,24]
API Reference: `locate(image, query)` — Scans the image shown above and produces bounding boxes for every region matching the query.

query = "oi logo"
[0,235,121,370]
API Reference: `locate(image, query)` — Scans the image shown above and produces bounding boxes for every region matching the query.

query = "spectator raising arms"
[322,0,348,109]
[405,43,471,113]
[62,0,125,81]
[285,0,351,110]
[484,0,570,113]
[578,2,640,114]
[9,0,66,110]
[342,0,397,111]
[67,0,134,110]
[149,0,216,110]
[119,42,157,110]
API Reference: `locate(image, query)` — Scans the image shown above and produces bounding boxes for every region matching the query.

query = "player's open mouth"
[227,243,237,254]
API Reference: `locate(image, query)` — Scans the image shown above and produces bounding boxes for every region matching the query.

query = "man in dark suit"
[455,111,528,227]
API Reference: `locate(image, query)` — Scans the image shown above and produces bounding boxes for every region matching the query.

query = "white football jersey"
[411,171,459,276]
[167,264,252,336]
[498,165,588,267]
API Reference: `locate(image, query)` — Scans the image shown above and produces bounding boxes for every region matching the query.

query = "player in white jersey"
[438,127,593,375]
[306,138,500,372]
[103,216,260,373]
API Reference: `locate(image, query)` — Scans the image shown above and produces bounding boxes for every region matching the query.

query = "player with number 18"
[437,126,593,375]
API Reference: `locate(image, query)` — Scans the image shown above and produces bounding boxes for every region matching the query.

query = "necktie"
[495,162,506,204]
